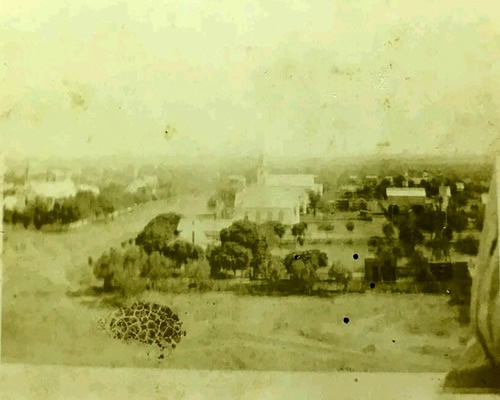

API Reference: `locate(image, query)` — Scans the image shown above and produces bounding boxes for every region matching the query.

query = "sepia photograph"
[1,0,500,398]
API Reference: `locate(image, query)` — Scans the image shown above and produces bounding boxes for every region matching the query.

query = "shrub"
[346,221,355,232]
[318,222,335,232]
[454,235,479,255]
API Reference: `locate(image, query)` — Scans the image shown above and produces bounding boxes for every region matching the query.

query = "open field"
[2,197,469,371]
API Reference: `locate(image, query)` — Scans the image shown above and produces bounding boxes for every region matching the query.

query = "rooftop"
[386,187,426,197]
[235,186,302,209]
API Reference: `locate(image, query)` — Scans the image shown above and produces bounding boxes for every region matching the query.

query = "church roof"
[235,186,301,209]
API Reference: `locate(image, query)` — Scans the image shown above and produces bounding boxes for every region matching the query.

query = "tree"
[345,221,355,232]
[308,190,321,216]
[262,257,286,282]
[93,246,150,294]
[97,194,115,215]
[164,240,202,269]
[409,250,431,282]
[425,178,441,197]
[273,222,286,244]
[447,209,468,235]
[416,208,445,240]
[221,219,261,251]
[33,202,49,230]
[259,221,281,248]
[220,219,270,277]
[74,190,101,219]
[317,199,334,215]
[318,222,335,238]
[328,260,352,291]
[143,251,176,286]
[98,183,135,214]
[374,179,391,200]
[283,250,328,294]
[291,222,308,244]
[356,185,373,199]
[185,260,211,289]
[135,213,181,254]
[207,242,252,277]
[93,247,124,292]
[475,206,485,231]
[454,235,479,255]
[393,175,405,187]
[22,211,31,229]
[397,214,424,256]
[382,222,395,240]
[373,220,402,282]
[60,198,82,224]
[428,230,452,261]
[122,245,148,274]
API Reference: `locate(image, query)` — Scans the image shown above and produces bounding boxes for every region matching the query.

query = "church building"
[232,153,323,225]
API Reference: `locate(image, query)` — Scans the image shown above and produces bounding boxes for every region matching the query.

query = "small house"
[386,187,426,214]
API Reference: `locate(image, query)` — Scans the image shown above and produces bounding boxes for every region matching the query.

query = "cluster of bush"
[91,243,208,297]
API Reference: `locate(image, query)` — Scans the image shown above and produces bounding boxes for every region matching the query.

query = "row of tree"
[4,183,170,230]
[92,215,346,296]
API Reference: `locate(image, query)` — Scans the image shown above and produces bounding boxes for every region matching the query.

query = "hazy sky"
[1,0,500,161]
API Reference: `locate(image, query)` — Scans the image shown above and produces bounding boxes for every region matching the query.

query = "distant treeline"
[3,183,172,230]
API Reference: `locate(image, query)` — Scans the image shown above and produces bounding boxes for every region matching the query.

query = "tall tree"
[308,190,321,216]
[291,222,308,245]
[135,213,181,254]
[220,219,270,277]
[164,240,202,269]
[283,250,328,294]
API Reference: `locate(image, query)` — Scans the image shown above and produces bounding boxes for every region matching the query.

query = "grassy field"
[2,198,469,371]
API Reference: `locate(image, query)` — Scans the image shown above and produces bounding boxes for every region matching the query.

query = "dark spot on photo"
[294,254,300,260]
[343,317,350,324]
[370,283,376,289]
[353,253,359,260]
[68,91,87,110]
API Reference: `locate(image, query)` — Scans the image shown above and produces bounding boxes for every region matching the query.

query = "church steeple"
[257,150,269,185]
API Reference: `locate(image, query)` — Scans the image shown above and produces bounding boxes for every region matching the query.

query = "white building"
[177,216,233,248]
[255,154,323,211]
[26,179,77,209]
[234,186,302,225]
[386,187,427,211]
